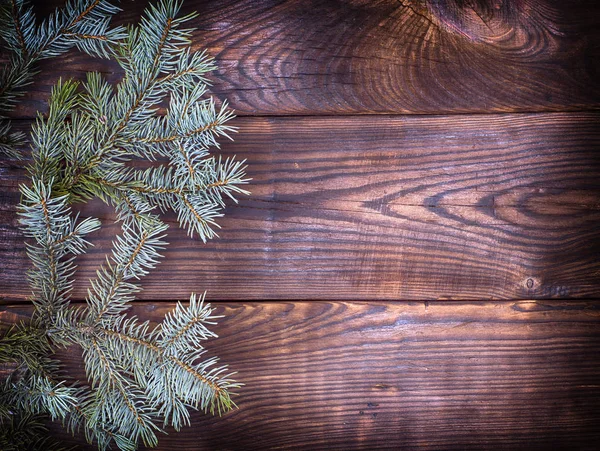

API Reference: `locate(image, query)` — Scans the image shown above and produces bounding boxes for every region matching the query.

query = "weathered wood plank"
[1,113,599,301]
[2,300,599,449]
[9,0,600,117]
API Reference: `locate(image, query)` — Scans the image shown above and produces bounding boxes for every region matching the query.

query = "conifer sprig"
[2,0,248,449]
[0,0,126,158]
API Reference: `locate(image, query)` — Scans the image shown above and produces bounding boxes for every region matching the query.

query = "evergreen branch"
[84,336,160,447]
[63,32,108,41]
[87,219,167,323]
[92,157,248,207]
[167,356,224,398]
[106,2,189,142]
[87,337,138,417]
[0,120,26,159]
[94,175,183,196]
[118,193,151,222]
[131,120,220,144]
[69,403,121,451]
[33,0,125,60]
[98,327,160,353]
[72,295,236,420]
[155,304,199,344]
[70,311,233,437]
[19,181,100,320]
[0,334,130,451]
[94,327,225,399]
[0,0,124,158]
[0,322,54,377]
[8,0,246,448]
[154,49,215,88]
[177,141,197,179]
[1,0,35,58]
[163,315,213,350]
[9,0,27,55]
[0,412,68,451]
[25,376,81,422]
[77,306,228,394]
[152,16,172,71]
[73,0,102,26]
[98,326,224,396]
[155,67,193,85]
[0,56,31,101]
[177,194,222,241]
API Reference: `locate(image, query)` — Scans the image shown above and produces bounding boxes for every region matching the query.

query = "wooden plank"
[1,113,599,301]
[8,0,600,117]
[2,300,600,449]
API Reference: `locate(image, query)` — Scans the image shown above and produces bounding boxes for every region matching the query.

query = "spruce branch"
[4,0,248,449]
[0,411,68,451]
[86,219,168,323]
[19,179,101,321]
[0,0,125,159]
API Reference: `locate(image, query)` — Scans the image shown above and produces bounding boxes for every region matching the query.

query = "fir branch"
[10,0,27,54]
[19,180,101,320]
[0,411,68,451]
[7,0,248,448]
[160,293,218,350]
[83,336,160,447]
[0,120,26,159]
[0,0,125,158]
[86,219,168,323]
[31,0,126,60]
[94,326,226,400]
[0,322,54,376]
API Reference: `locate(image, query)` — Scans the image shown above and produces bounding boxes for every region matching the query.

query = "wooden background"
[1,0,600,449]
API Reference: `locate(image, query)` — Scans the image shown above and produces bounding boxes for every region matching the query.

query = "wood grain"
[8,0,600,117]
[2,300,599,450]
[2,113,599,301]
[2,1,599,449]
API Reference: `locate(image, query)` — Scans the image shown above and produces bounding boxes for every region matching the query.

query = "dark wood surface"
[2,113,600,301]
[2,301,600,450]
[9,0,600,117]
[2,0,600,449]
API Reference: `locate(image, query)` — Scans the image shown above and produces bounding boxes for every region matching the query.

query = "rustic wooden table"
[1,0,599,449]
